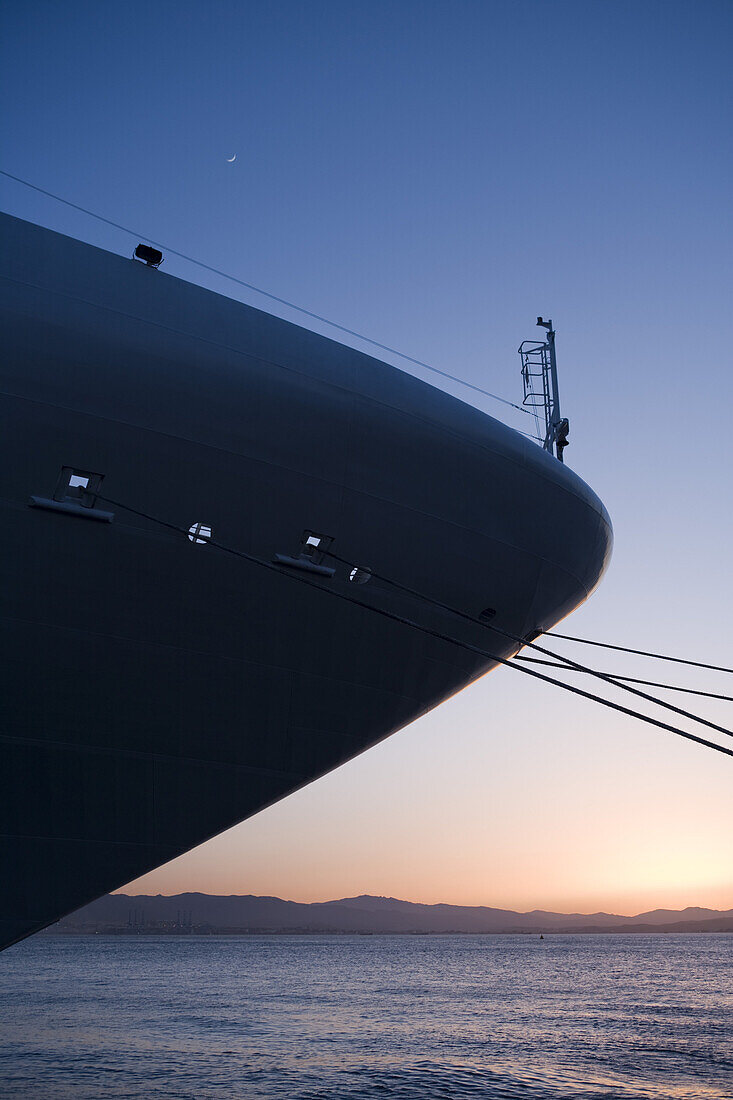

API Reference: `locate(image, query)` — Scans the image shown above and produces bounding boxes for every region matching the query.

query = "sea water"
[0,933,730,1099]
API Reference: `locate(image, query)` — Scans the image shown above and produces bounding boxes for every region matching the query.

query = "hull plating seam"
[1,272,609,522]
[1,387,601,598]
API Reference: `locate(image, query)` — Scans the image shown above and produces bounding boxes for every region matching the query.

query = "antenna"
[519,318,569,462]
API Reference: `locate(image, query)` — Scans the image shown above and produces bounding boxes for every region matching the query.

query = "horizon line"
[110,890,733,920]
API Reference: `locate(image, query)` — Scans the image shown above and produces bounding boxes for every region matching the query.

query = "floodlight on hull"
[133,244,163,268]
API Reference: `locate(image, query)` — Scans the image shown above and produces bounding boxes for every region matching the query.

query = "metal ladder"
[518,318,569,461]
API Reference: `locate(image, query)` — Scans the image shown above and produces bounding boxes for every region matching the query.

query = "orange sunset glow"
[122,640,733,916]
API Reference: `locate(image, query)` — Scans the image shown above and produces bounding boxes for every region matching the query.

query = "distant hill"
[50,894,733,936]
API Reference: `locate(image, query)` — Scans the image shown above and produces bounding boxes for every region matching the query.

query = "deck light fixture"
[133,244,163,268]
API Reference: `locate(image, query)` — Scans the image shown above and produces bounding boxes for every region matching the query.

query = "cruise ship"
[0,212,612,951]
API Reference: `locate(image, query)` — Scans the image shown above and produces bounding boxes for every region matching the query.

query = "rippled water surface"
[1,934,731,1099]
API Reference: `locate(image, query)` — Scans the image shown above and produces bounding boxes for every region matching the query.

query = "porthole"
[188,522,212,544]
[349,566,371,584]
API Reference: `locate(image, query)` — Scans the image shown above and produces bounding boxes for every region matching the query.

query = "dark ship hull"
[0,213,612,951]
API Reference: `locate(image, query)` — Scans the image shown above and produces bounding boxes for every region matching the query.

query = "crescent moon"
[226,154,237,163]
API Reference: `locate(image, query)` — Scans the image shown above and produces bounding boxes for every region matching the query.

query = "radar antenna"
[518,318,569,462]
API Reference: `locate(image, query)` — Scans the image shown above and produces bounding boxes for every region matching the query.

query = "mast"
[519,317,569,462]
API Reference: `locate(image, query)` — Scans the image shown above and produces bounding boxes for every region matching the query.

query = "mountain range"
[51,893,733,935]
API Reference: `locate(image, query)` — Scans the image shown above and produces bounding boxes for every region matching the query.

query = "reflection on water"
[0,933,731,1099]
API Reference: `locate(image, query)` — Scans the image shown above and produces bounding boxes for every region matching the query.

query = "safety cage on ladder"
[518,317,569,462]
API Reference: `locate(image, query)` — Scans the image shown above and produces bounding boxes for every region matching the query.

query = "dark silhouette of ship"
[0,213,612,951]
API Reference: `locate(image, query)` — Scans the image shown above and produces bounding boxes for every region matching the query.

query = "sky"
[2,0,731,916]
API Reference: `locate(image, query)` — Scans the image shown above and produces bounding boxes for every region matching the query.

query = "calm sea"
[0,934,731,1099]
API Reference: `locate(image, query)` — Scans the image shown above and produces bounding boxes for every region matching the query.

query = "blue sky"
[2,0,732,911]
